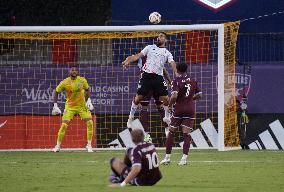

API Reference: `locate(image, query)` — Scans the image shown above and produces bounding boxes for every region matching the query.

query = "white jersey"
[140,44,174,76]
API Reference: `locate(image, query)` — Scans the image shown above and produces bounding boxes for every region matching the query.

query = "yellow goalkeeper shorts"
[62,106,92,121]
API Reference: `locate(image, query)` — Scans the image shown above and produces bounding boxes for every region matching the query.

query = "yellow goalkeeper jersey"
[56,76,89,109]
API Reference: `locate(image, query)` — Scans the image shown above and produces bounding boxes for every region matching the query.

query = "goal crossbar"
[0,24,223,32]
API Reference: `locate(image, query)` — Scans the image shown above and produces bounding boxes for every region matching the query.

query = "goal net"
[0,22,240,151]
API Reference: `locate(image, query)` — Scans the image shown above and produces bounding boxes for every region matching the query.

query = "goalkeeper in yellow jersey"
[51,65,94,152]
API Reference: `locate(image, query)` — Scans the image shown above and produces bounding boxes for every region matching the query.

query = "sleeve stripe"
[132,163,141,167]
[171,91,178,95]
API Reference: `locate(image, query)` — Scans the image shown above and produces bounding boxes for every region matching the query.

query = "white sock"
[87,140,92,145]
[163,105,170,118]
[129,101,138,117]
[165,154,171,159]
[56,141,61,147]
[181,154,188,160]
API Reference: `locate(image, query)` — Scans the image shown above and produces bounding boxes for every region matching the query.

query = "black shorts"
[137,72,168,97]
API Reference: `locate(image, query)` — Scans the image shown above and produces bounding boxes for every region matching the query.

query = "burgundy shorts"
[170,116,194,129]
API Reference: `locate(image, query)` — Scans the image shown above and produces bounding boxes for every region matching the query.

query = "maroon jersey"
[171,75,201,118]
[131,142,162,186]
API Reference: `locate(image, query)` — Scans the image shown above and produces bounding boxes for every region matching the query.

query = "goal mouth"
[0,22,240,151]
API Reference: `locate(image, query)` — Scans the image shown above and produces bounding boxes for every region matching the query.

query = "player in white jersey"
[122,32,177,129]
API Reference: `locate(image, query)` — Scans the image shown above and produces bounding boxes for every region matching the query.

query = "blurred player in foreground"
[160,63,202,165]
[51,65,95,152]
[109,129,162,187]
[122,32,177,131]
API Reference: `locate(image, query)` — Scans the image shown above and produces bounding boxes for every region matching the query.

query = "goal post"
[0,22,240,151]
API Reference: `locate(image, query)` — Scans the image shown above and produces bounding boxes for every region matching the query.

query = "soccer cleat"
[163,117,171,126]
[177,159,188,166]
[86,144,93,153]
[127,115,134,128]
[160,158,171,165]
[144,134,152,143]
[52,145,60,152]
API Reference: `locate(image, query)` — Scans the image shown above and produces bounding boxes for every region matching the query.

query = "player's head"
[155,32,167,47]
[131,129,144,144]
[176,63,188,74]
[69,65,79,78]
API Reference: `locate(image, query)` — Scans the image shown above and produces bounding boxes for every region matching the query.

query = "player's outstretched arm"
[193,92,202,100]
[193,82,202,100]
[163,68,172,87]
[169,92,178,109]
[122,53,144,69]
[52,91,62,115]
[85,89,94,111]
[120,165,141,187]
[169,61,178,76]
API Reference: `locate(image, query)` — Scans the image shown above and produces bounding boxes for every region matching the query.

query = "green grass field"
[1,150,284,192]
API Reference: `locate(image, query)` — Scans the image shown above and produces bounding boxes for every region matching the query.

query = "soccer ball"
[149,12,161,24]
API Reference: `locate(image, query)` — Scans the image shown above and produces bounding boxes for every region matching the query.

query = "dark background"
[0,0,111,26]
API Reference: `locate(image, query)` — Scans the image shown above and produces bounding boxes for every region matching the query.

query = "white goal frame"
[0,24,225,151]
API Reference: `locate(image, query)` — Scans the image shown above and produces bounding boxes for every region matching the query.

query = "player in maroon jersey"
[160,62,202,165]
[109,129,162,187]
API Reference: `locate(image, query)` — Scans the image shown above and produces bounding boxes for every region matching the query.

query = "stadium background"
[0,0,283,149]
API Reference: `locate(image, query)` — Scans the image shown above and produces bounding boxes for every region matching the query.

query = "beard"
[70,73,78,78]
[155,40,163,47]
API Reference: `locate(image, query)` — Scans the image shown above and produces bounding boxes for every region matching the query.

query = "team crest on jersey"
[194,0,237,12]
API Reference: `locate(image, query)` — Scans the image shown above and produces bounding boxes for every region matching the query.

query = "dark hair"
[69,64,79,69]
[176,63,188,73]
[131,129,144,144]
[159,32,167,38]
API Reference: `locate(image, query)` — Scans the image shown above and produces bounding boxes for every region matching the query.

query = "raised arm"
[169,61,177,76]
[122,52,144,68]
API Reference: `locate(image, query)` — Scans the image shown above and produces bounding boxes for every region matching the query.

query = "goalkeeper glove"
[52,103,61,115]
[86,98,94,111]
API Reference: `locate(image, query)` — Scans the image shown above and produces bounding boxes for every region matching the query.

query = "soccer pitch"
[1,150,284,192]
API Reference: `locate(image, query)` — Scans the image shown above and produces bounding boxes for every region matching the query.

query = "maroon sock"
[183,133,191,155]
[166,131,174,154]
[140,108,150,132]
[157,107,167,127]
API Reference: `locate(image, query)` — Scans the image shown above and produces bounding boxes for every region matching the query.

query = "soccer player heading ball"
[137,57,172,142]
[51,65,95,152]
[160,62,202,165]
[109,129,162,187]
[122,32,177,130]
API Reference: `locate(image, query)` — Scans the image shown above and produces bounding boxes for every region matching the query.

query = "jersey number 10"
[145,152,159,170]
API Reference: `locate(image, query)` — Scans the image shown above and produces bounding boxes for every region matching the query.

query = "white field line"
[0,159,282,165]
[0,147,245,152]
